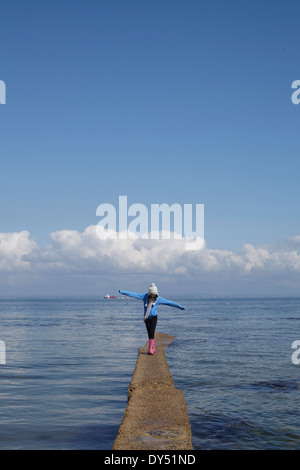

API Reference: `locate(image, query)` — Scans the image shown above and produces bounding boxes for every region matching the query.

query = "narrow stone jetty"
[112,333,193,450]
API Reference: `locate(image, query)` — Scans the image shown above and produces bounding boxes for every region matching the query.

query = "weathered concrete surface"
[112,333,193,450]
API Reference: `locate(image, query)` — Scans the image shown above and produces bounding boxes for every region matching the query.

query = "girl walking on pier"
[119,283,185,355]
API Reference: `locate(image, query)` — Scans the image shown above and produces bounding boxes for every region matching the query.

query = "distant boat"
[104,294,117,299]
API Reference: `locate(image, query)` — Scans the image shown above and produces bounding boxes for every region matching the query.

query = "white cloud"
[1,225,300,294]
[0,231,38,271]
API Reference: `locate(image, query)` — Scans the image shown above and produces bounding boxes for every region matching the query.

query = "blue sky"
[1,1,300,296]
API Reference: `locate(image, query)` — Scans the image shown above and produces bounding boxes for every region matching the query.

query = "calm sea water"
[0,297,299,450]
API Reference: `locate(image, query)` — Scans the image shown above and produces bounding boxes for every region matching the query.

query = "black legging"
[145,316,158,340]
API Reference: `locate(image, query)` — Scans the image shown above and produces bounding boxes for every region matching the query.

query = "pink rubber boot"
[148,339,155,355]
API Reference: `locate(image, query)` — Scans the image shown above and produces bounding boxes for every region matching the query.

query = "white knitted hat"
[148,283,158,295]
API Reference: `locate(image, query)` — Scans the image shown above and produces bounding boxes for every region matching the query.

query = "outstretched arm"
[119,290,145,301]
[158,297,185,310]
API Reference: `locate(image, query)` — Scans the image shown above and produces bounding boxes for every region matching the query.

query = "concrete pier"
[112,333,193,450]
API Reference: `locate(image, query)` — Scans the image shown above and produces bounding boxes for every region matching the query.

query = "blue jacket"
[119,290,185,319]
